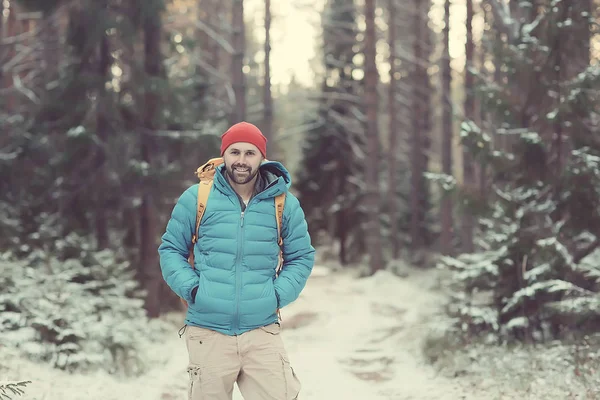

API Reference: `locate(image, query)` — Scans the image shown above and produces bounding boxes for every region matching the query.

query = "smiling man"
[158,121,315,400]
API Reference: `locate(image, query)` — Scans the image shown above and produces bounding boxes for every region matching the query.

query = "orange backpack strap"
[274,193,286,277]
[274,192,286,321]
[182,158,222,308]
[188,179,214,268]
[187,159,222,270]
[193,181,213,244]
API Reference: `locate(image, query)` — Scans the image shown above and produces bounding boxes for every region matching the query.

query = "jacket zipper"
[231,178,279,332]
[233,210,244,332]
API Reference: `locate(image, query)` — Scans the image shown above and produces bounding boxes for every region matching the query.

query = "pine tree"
[439,1,600,341]
[0,237,155,375]
[295,0,367,265]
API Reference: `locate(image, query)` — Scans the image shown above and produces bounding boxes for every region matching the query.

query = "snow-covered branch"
[0,381,31,399]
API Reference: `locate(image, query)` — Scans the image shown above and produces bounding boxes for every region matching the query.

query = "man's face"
[223,142,263,185]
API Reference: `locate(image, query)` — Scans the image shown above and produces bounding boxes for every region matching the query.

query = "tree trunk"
[462,0,475,253]
[231,0,246,124]
[492,2,506,153]
[95,5,110,250]
[363,0,384,274]
[211,0,222,68]
[410,0,427,251]
[552,3,565,175]
[141,1,165,318]
[263,0,274,154]
[3,3,17,112]
[440,0,454,255]
[41,9,60,86]
[388,0,400,259]
[0,2,3,85]
[478,2,487,199]
[337,210,348,265]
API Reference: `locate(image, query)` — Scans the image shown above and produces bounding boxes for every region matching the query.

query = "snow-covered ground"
[2,264,598,399]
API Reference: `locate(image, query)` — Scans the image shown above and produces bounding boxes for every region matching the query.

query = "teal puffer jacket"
[158,161,315,335]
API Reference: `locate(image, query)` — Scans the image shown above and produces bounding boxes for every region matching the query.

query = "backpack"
[181,157,286,309]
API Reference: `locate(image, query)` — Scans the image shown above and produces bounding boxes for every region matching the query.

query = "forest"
[1,0,599,398]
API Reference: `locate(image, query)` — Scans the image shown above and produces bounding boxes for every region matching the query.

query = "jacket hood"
[259,160,291,188]
[214,160,292,198]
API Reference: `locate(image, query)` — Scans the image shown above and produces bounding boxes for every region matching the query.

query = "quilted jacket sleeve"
[157,185,200,304]
[274,192,316,309]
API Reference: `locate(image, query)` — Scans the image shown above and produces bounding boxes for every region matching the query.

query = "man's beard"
[226,163,259,185]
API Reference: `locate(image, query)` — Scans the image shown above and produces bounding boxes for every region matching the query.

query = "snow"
[2,264,598,399]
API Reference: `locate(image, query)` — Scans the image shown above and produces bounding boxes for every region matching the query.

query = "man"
[158,121,315,400]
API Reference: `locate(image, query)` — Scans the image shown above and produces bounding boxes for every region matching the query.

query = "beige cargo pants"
[184,323,301,400]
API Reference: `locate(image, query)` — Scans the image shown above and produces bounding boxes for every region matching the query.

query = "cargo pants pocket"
[187,366,201,400]
[281,354,301,400]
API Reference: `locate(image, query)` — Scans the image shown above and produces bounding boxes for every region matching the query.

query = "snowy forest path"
[155,266,469,400]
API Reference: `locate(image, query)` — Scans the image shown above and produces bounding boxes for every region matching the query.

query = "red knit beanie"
[220,122,267,157]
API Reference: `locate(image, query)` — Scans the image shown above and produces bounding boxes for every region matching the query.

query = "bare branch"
[1,29,37,45]
[484,0,519,42]
[309,91,362,104]
[1,1,71,45]
[194,19,235,55]
[275,118,326,141]
[327,107,364,135]
[224,82,236,107]
[140,128,218,139]
[12,74,40,104]
[189,53,231,82]
[348,104,366,123]
[2,43,40,72]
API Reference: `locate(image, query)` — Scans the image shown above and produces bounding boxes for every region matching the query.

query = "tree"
[410,0,433,254]
[461,0,476,253]
[262,0,274,152]
[231,0,246,123]
[440,0,454,255]
[363,0,384,273]
[440,0,600,341]
[0,0,222,318]
[140,0,166,318]
[387,0,400,259]
[0,2,3,87]
[93,0,111,250]
[295,0,367,265]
